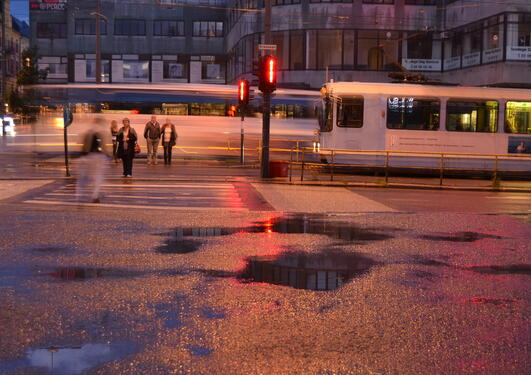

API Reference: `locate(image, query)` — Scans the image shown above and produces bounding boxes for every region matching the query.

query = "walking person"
[161,118,177,165]
[144,115,161,165]
[117,118,138,177]
[76,118,110,203]
[110,120,119,163]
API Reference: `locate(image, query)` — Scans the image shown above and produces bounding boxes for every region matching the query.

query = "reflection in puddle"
[50,267,142,281]
[168,215,393,242]
[156,238,203,254]
[420,232,503,242]
[26,342,136,375]
[238,250,377,291]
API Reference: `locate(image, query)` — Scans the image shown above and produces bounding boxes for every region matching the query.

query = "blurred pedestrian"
[117,118,138,177]
[144,115,161,165]
[110,119,119,162]
[161,118,177,165]
[76,117,110,203]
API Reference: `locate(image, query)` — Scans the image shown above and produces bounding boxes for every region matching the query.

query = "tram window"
[386,97,440,130]
[190,103,226,116]
[446,100,498,133]
[319,99,333,132]
[505,101,531,134]
[337,98,363,128]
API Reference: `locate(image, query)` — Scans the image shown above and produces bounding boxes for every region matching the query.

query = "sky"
[11,0,30,23]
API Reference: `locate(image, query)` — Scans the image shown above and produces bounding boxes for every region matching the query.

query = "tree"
[17,46,48,85]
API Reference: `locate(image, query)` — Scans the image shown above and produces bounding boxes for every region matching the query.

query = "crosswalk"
[24,181,273,211]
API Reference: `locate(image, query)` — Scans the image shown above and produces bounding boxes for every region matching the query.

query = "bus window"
[505,101,531,134]
[319,98,333,132]
[337,98,363,128]
[446,100,498,133]
[387,97,440,131]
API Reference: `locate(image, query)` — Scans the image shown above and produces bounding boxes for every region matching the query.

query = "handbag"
[134,143,141,154]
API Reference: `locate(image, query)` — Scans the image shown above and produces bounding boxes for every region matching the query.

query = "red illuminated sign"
[30,0,67,11]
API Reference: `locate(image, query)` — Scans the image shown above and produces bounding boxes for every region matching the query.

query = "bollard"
[439,153,444,186]
[330,150,335,181]
[300,149,305,181]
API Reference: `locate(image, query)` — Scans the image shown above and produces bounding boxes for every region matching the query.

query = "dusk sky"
[11,0,29,23]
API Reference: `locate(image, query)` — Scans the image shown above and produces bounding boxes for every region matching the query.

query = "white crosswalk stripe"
[24,182,249,211]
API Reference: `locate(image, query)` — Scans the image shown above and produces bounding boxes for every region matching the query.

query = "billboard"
[30,0,67,11]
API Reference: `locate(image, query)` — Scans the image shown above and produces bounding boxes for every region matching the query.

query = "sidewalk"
[1,151,530,192]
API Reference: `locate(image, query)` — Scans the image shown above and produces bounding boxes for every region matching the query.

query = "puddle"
[31,245,74,253]
[237,250,377,291]
[464,297,518,306]
[49,267,143,281]
[156,238,203,254]
[166,215,393,242]
[25,342,136,375]
[420,232,504,242]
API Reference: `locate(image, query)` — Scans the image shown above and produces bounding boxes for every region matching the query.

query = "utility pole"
[95,0,101,84]
[1,0,7,127]
[260,0,272,178]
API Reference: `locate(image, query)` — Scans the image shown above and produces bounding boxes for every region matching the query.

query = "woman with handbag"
[161,119,177,165]
[116,118,138,177]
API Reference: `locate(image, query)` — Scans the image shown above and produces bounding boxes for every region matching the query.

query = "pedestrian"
[144,115,161,165]
[161,118,177,165]
[516,141,526,153]
[110,119,119,162]
[76,117,110,203]
[116,118,138,177]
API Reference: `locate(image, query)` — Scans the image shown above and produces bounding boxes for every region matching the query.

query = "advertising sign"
[506,46,531,61]
[401,59,441,72]
[462,52,480,67]
[30,0,67,11]
[482,48,503,64]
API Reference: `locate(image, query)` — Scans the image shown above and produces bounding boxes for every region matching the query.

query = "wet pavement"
[0,204,529,374]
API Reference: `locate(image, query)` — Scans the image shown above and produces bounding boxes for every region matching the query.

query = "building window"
[123,61,149,79]
[274,0,301,5]
[338,98,364,128]
[192,22,223,37]
[201,60,225,80]
[39,62,67,77]
[362,0,394,4]
[75,19,107,35]
[310,0,352,3]
[290,30,305,70]
[86,60,110,82]
[36,23,67,39]
[407,32,433,59]
[505,102,531,134]
[317,30,342,69]
[154,21,185,36]
[163,61,187,79]
[405,0,435,5]
[387,97,440,130]
[446,100,498,133]
[115,20,146,36]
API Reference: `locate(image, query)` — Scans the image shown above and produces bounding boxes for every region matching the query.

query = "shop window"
[114,20,146,36]
[163,61,187,79]
[338,98,364,128]
[75,19,107,35]
[123,61,149,79]
[86,60,110,82]
[387,97,440,130]
[446,100,498,133]
[505,102,531,134]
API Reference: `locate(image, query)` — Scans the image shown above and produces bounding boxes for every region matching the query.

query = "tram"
[317,81,531,174]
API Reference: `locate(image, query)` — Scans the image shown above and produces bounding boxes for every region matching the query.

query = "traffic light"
[259,55,277,93]
[238,79,250,106]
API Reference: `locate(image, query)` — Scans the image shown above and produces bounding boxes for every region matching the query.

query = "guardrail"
[284,147,531,187]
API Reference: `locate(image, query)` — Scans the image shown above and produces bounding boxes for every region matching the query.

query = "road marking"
[485,196,531,200]
[44,193,232,200]
[97,183,233,189]
[25,200,248,211]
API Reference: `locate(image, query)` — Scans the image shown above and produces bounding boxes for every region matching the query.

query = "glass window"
[38,63,67,76]
[153,21,184,36]
[290,30,305,70]
[201,60,225,80]
[190,103,226,116]
[343,30,355,69]
[505,101,531,134]
[446,100,498,133]
[86,60,110,82]
[192,21,223,37]
[75,19,107,35]
[407,32,433,59]
[307,30,317,70]
[387,97,440,130]
[36,23,67,39]
[319,98,333,132]
[123,61,149,79]
[317,30,342,69]
[362,0,393,3]
[114,20,146,36]
[338,98,364,128]
[163,61,187,79]
[405,0,435,4]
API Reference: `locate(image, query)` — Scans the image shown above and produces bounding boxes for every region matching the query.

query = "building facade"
[30,0,531,88]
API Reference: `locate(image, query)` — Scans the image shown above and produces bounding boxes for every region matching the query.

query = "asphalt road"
[0,176,529,374]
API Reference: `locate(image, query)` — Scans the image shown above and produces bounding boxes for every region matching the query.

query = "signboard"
[258,44,277,51]
[506,46,531,61]
[462,52,480,67]
[401,59,441,71]
[443,56,461,71]
[482,48,502,64]
[30,0,67,11]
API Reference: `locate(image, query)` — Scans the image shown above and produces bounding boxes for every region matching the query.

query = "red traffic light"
[259,55,277,93]
[238,79,250,105]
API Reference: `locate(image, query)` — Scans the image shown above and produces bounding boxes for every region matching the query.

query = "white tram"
[317,81,531,173]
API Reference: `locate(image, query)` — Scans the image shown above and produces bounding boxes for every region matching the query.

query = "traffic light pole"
[260,92,271,178]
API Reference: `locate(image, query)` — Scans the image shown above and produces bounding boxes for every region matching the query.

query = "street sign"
[63,106,73,127]
[258,44,277,51]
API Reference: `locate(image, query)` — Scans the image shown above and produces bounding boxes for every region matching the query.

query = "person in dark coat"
[160,118,178,165]
[116,118,138,177]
